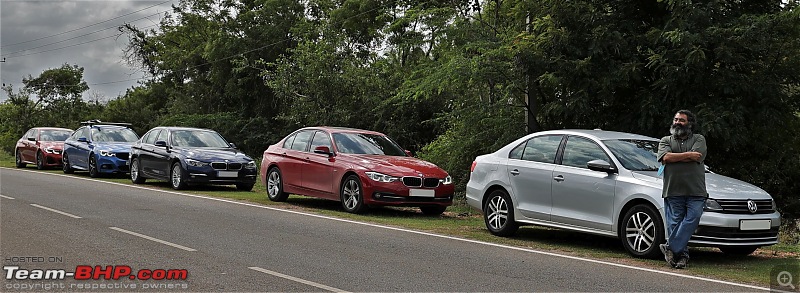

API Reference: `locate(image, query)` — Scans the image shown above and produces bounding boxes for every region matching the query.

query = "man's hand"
[683,151,702,162]
[663,151,703,163]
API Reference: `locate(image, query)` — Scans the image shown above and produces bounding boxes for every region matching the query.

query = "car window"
[23,129,34,140]
[519,135,563,163]
[92,127,139,143]
[155,129,169,144]
[40,129,72,141]
[171,130,230,148]
[309,131,332,152]
[282,133,297,149]
[561,136,611,169]
[603,139,660,171]
[509,142,525,159]
[141,129,158,144]
[74,128,88,140]
[332,132,407,156]
[290,131,314,152]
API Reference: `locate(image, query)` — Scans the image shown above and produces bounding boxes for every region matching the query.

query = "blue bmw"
[63,120,139,177]
[129,127,257,191]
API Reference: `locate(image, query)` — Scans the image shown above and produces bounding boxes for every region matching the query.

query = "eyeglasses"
[673,118,687,122]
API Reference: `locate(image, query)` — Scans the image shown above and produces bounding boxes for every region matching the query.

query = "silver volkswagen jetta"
[466,129,780,258]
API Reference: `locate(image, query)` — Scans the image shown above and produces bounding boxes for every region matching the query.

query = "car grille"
[116,153,129,161]
[714,199,774,214]
[212,162,242,170]
[401,177,441,188]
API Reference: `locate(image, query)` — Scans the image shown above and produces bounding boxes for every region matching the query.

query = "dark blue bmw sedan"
[129,127,257,191]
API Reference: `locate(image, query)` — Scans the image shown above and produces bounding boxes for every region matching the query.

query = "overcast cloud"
[1,0,175,101]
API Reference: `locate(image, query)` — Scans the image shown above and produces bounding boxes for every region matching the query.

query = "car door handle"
[553,175,565,182]
[510,169,520,176]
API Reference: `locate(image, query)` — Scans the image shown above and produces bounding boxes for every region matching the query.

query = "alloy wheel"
[342,179,360,210]
[171,164,182,189]
[486,195,509,231]
[36,152,44,169]
[267,171,280,198]
[624,211,656,254]
[88,157,99,177]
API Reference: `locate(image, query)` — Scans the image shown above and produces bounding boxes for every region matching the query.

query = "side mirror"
[77,137,88,143]
[230,143,237,149]
[405,150,413,157]
[27,137,36,141]
[154,140,167,147]
[587,159,617,174]
[313,146,333,156]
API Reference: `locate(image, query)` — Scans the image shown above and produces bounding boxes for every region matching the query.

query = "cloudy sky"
[1,0,175,101]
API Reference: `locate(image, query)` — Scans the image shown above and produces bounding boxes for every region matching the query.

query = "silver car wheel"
[131,160,139,180]
[171,164,182,188]
[267,170,280,198]
[624,211,656,253]
[487,195,509,230]
[342,179,360,210]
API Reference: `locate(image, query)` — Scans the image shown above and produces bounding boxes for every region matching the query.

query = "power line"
[0,0,172,49]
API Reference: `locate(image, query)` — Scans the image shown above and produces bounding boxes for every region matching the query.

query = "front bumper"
[690,211,781,247]
[40,153,63,167]
[97,156,129,173]
[363,179,454,207]
[185,165,258,185]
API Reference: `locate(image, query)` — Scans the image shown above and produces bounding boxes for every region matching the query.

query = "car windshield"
[40,130,72,141]
[171,130,230,148]
[92,127,139,142]
[333,132,407,156]
[603,139,661,171]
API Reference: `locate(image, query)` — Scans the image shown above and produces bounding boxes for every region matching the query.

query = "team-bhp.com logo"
[4,265,188,281]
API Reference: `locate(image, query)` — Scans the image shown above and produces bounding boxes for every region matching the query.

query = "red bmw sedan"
[15,127,73,169]
[260,127,454,215]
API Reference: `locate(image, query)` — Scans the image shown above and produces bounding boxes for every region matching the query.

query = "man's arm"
[662,151,702,163]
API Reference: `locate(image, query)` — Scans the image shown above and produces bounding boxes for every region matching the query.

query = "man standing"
[657,109,708,269]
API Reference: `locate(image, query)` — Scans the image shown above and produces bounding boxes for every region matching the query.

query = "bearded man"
[656,109,708,269]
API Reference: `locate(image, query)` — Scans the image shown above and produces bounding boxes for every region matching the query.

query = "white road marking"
[2,167,772,291]
[109,227,197,252]
[30,204,81,218]
[249,267,349,292]
[0,194,15,200]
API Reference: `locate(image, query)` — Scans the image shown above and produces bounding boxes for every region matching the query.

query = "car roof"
[534,129,659,141]
[153,126,217,132]
[300,126,386,136]
[33,127,73,131]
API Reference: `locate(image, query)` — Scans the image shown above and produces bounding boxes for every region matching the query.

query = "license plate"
[740,219,771,231]
[217,171,239,178]
[409,189,435,197]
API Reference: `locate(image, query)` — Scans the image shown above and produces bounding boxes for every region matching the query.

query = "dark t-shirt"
[657,134,708,198]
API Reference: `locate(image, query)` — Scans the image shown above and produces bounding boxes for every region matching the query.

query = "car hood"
[339,154,448,177]
[40,141,64,150]
[94,142,134,153]
[175,147,253,162]
[631,171,772,200]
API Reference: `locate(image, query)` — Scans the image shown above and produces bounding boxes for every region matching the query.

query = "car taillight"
[470,161,477,172]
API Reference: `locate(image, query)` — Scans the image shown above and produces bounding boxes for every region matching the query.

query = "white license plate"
[409,189,435,197]
[740,219,771,231]
[217,171,239,178]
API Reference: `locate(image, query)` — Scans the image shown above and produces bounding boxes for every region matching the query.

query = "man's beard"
[670,123,692,138]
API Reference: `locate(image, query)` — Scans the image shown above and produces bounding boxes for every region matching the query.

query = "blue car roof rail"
[80,119,132,127]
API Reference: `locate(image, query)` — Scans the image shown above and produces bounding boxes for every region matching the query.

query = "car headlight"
[440,175,453,185]
[98,150,116,157]
[365,171,399,183]
[44,147,56,154]
[771,199,776,211]
[704,198,723,212]
[185,158,209,167]
[245,161,257,169]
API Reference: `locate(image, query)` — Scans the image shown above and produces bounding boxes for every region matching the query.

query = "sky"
[0,0,176,102]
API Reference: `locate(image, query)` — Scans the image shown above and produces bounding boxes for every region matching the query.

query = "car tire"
[266,168,289,201]
[170,162,188,190]
[619,204,665,259]
[130,158,145,184]
[36,151,45,170]
[15,150,26,168]
[88,155,100,178]
[420,206,447,216]
[340,175,367,214]
[483,189,519,236]
[236,183,254,191]
[62,153,74,174]
[718,246,759,256]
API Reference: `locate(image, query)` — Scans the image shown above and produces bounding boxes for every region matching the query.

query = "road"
[0,168,767,291]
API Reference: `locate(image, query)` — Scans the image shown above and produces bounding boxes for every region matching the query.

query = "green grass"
[4,158,799,288]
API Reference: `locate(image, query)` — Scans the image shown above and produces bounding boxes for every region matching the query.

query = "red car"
[15,127,73,169]
[260,127,454,215]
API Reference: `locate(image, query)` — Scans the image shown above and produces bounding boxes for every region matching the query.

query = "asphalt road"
[0,167,768,292]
